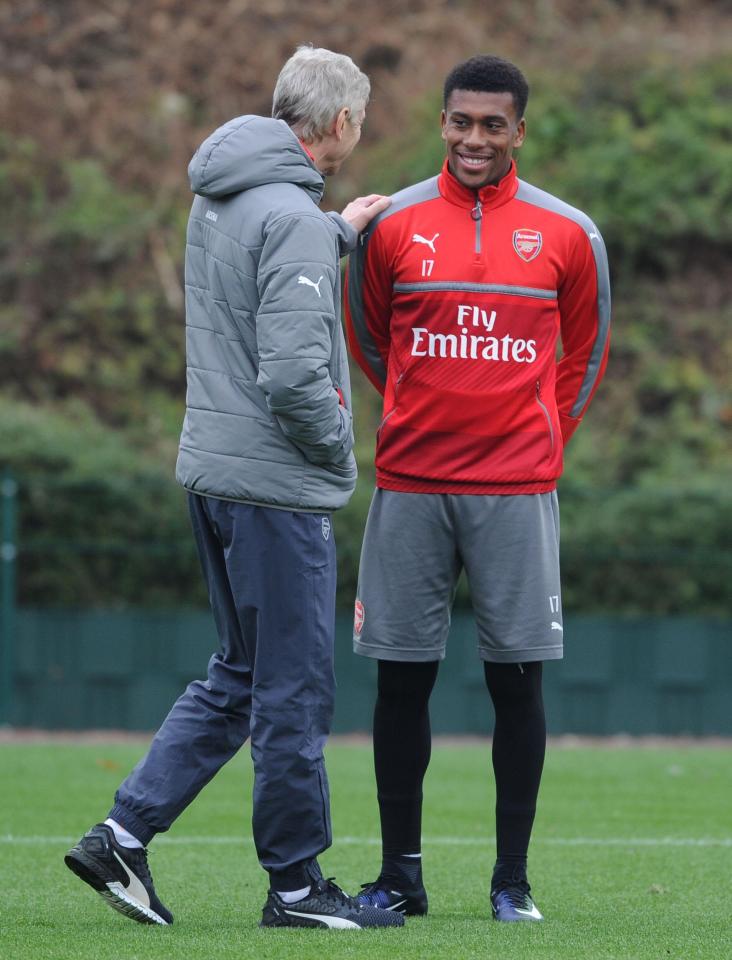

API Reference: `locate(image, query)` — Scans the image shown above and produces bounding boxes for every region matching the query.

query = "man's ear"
[334,106,350,140]
[440,109,447,142]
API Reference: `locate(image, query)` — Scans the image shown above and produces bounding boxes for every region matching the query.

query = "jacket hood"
[188,115,324,202]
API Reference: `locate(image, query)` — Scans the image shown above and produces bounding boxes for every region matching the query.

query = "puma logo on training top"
[297,275,324,296]
[412,233,439,253]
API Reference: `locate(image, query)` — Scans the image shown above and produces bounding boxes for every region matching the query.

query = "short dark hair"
[443,55,529,119]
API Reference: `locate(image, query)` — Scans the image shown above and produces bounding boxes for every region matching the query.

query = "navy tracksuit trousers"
[109,493,337,883]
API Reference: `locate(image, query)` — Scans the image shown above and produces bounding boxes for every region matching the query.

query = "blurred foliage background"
[1,0,731,613]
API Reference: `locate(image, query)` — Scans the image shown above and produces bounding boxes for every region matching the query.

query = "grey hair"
[272,45,370,141]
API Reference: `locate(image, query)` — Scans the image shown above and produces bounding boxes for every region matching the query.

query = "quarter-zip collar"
[438,158,519,212]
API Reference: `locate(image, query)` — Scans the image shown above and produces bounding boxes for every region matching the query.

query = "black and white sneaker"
[357,877,429,915]
[261,876,405,929]
[64,823,173,925]
[491,880,543,922]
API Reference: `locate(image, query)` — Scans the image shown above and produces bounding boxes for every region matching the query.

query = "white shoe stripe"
[514,904,543,920]
[111,850,150,909]
[283,909,363,930]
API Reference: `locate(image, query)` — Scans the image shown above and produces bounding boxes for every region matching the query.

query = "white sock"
[104,818,144,849]
[277,885,311,903]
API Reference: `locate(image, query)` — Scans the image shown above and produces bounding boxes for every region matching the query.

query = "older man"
[65,46,398,931]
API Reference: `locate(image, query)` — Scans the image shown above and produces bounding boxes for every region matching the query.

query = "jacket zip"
[535,380,554,451]
[471,196,482,254]
[377,371,405,433]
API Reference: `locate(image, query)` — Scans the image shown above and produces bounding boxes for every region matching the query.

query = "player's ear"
[513,118,526,149]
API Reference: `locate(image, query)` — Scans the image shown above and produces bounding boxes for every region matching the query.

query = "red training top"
[345,159,611,495]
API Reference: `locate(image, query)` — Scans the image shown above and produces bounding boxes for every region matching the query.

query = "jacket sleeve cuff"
[326,212,358,256]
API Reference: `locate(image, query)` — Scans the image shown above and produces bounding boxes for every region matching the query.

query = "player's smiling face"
[441,89,525,191]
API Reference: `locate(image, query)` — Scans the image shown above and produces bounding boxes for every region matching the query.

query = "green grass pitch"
[2,739,730,959]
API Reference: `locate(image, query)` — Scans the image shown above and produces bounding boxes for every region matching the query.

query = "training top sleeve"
[345,223,394,396]
[555,223,611,444]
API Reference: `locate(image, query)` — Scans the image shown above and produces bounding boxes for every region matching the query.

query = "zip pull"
[472,195,483,254]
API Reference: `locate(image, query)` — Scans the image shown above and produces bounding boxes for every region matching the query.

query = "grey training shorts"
[353,489,563,663]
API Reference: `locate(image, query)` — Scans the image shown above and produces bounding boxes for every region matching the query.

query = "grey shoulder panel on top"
[516,179,611,420]
[375,176,441,227]
[515,180,600,236]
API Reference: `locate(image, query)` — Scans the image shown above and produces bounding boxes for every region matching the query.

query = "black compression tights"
[373,659,545,869]
[484,660,546,880]
[373,659,439,855]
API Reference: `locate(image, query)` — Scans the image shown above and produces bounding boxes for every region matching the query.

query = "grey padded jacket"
[175,115,359,511]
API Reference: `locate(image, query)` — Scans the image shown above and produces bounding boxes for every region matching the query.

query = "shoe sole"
[260,919,366,929]
[260,912,376,930]
[260,918,404,929]
[493,914,543,922]
[64,849,169,926]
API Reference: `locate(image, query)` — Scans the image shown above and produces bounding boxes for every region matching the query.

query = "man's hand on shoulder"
[340,194,391,233]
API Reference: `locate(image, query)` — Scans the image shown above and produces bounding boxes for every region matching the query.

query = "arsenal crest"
[513,229,542,262]
[354,599,365,635]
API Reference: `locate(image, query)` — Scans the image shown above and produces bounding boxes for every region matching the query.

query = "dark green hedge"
[2,396,730,615]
